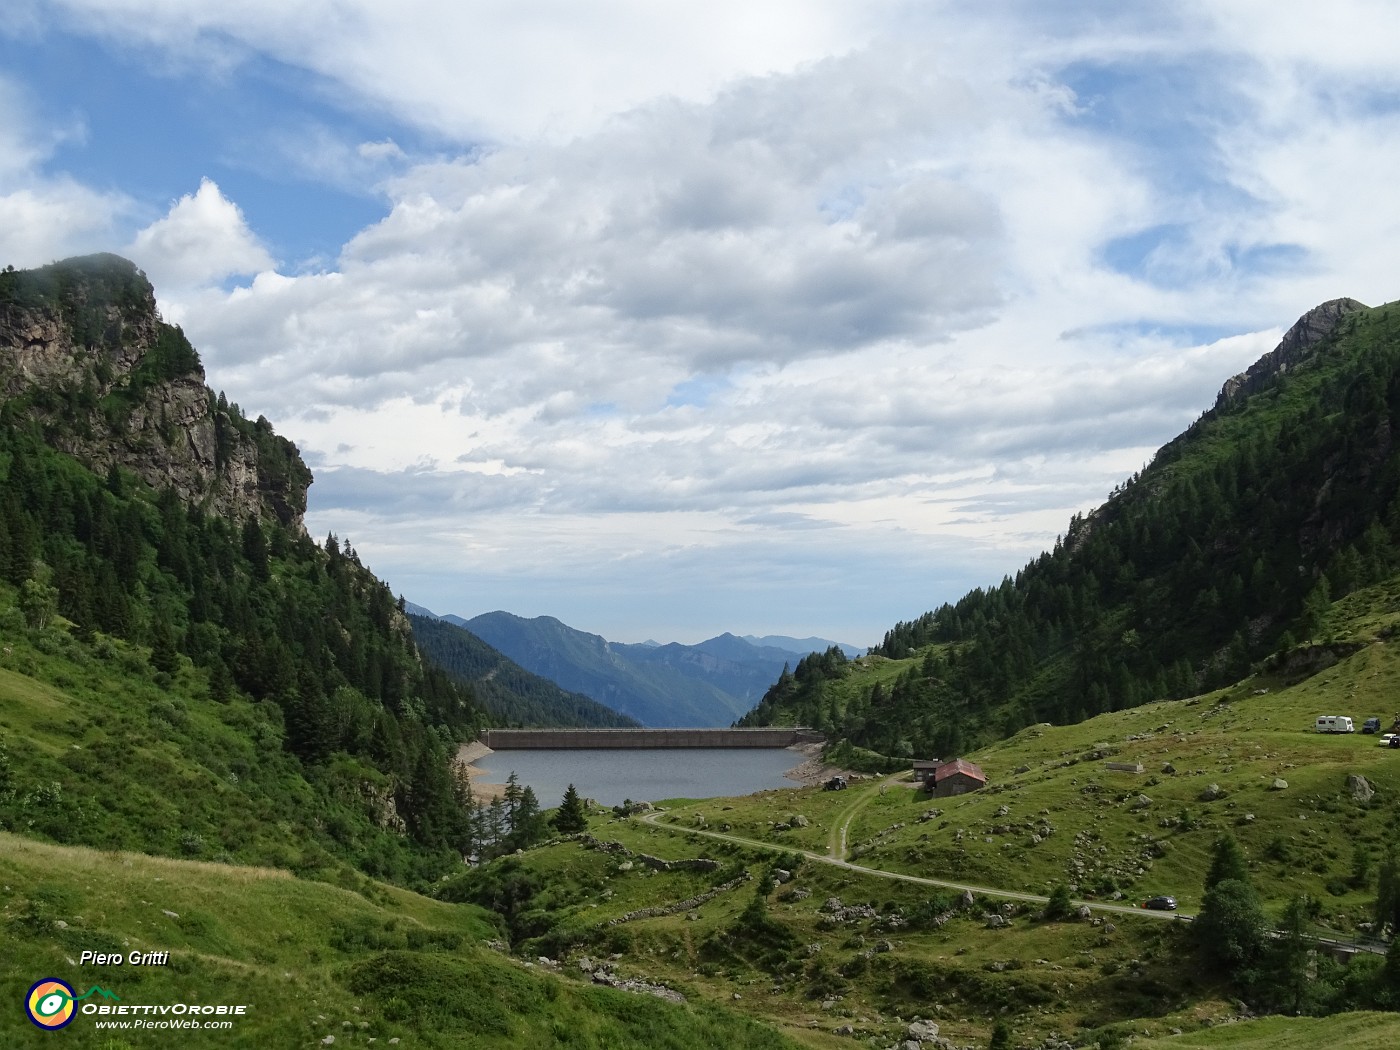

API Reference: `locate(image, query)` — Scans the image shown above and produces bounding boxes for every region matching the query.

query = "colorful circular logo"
[26,978,77,1030]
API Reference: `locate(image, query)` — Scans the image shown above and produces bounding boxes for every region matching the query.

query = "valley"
[5,257,1400,1047]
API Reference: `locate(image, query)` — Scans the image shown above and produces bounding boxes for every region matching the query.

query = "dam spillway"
[480,727,824,749]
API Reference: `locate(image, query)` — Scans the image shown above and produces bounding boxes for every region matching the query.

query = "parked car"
[823,776,848,791]
[1391,735,1400,750]
[1380,734,1396,747]
[1142,895,1177,911]
[1364,717,1382,734]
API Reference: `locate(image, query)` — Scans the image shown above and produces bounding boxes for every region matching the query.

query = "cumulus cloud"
[126,178,274,293]
[44,0,885,141]
[7,3,1400,641]
[0,74,127,267]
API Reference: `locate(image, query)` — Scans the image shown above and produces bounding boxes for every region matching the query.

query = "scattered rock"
[1161,762,1176,774]
[1132,794,1152,810]
[1199,783,1226,802]
[1270,778,1288,791]
[907,1019,940,1041]
[1348,774,1375,803]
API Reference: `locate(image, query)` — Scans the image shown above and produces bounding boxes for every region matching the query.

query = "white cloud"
[8,2,1400,641]
[45,0,887,141]
[0,74,127,267]
[126,178,275,293]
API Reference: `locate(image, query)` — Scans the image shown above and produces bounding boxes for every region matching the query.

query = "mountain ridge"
[742,295,1400,759]
[459,610,788,726]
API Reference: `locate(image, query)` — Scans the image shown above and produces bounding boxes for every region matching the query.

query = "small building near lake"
[925,758,986,797]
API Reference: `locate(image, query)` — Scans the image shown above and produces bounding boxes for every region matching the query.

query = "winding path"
[639,782,1390,956]
[640,778,1173,922]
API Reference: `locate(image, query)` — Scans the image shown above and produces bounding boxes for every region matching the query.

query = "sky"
[4,2,1400,647]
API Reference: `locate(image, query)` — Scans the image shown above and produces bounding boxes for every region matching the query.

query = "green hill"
[742,297,1400,761]
[0,255,487,883]
[0,832,802,1050]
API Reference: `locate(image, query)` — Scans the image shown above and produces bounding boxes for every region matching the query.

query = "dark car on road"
[1143,895,1177,911]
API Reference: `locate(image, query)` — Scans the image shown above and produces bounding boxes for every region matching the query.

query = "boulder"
[1270,778,1288,791]
[1348,774,1375,802]
[1199,783,1226,802]
[907,1019,940,1041]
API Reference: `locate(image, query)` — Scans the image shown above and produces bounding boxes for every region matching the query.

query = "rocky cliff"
[1214,297,1369,411]
[0,254,311,529]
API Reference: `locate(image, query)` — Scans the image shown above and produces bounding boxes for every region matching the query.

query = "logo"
[26,979,76,1030]
[25,980,121,1030]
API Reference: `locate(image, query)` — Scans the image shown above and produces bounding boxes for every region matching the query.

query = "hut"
[927,758,986,797]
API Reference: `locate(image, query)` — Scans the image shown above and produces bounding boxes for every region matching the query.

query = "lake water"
[475,747,803,807]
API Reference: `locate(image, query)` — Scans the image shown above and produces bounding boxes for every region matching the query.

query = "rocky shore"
[454,740,507,801]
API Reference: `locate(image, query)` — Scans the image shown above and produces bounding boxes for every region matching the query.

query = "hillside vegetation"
[743,298,1400,762]
[0,256,488,883]
[437,575,1400,1049]
[0,832,801,1050]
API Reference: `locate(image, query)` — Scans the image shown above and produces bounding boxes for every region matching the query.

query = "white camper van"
[1315,715,1355,733]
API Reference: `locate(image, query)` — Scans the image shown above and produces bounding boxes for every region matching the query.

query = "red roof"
[934,758,985,782]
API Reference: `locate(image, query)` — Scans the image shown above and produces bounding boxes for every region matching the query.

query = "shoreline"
[781,740,861,787]
[454,740,507,801]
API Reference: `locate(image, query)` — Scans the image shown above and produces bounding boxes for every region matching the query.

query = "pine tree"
[553,783,588,833]
[1205,834,1250,891]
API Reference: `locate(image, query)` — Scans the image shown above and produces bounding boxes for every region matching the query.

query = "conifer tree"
[553,783,588,833]
[1205,834,1250,891]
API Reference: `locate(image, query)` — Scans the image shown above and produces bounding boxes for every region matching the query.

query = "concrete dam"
[480,727,824,749]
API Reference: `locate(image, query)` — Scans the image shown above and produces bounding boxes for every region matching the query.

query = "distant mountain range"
[406,613,641,729]
[742,635,864,659]
[406,605,860,727]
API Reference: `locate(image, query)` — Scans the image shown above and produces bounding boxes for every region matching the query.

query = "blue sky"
[4,2,1400,646]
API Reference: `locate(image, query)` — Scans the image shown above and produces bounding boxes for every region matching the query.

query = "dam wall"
[481,727,824,749]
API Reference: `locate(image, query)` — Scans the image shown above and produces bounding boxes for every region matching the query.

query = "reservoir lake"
[474,747,804,807]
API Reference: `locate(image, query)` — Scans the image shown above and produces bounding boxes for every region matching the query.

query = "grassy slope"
[468,575,1400,1048]
[6,573,1400,1048]
[0,833,803,1050]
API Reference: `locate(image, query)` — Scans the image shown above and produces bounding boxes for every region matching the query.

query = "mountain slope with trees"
[460,611,768,726]
[0,255,486,884]
[741,297,1400,759]
[408,612,640,728]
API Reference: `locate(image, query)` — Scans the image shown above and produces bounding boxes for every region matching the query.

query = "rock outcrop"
[1214,297,1369,411]
[0,254,311,529]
